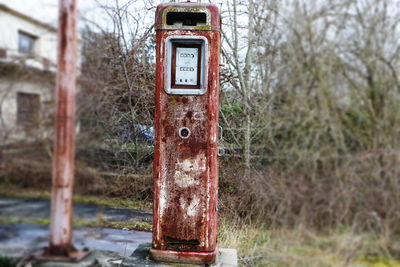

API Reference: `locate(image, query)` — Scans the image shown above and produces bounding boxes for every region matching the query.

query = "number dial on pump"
[175,47,199,86]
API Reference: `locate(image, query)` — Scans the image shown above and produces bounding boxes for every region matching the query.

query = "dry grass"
[0,146,152,202]
[219,152,400,249]
[219,220,400,267]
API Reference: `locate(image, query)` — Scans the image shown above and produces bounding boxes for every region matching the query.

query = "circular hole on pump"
[179,127,191,139]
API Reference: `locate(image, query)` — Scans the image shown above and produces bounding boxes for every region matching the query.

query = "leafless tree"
[78,0,156,172]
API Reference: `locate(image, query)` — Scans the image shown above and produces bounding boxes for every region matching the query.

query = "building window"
[0,48,6,58]
[18,31,37,54]
[17,92,40,127]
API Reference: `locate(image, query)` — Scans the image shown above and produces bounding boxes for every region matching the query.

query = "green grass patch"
[0,185,152,212]
[0,217,50,226]
[0,255,15,267]
[0,216,152,232]
[72,195,151,212]
[355,254,400,267]
[75,218,152,232]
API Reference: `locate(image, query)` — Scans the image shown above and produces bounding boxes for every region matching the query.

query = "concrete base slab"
[149,246,219,265]
[213,248,238,267]
[24,243,238,267]
[122,243,238,267]
[14,243,238,267]
[31,247,91,263]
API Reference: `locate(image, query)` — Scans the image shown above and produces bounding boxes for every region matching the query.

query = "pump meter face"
[174,46,199,87]
[165,36,208,95]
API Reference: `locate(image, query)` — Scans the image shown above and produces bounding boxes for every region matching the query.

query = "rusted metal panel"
[150,245,219,265]
[152,2,220,265]
[154,2,221,31]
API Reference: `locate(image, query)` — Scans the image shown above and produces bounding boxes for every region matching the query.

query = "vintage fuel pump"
[151,1,221,265]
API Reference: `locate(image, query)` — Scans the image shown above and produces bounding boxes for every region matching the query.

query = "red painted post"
[151,2,221,265]
[33,0,88,261]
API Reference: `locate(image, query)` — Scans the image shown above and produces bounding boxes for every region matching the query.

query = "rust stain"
[150,246,219,265]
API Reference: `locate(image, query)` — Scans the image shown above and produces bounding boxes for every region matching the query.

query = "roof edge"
[0,4,57,32]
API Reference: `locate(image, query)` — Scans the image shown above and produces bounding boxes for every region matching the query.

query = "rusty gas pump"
[151,2,221,265]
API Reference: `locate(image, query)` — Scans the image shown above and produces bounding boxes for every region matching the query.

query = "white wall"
[0,6,82,142]
[0,8,57,70]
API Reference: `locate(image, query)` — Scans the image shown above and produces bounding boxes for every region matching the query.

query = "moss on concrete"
[0,186,151,212]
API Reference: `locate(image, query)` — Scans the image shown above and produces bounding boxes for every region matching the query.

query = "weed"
[219,220,400,267]
[0,256,14,267]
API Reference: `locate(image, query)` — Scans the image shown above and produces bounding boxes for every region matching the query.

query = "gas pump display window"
[165,36,208,95]
[172,44,201,89]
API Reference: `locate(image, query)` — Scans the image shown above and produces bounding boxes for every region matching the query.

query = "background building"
[0,4,57,143]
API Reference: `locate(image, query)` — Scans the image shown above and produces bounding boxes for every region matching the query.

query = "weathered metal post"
[34,0,88,262]
[49,0,80,258]
[151,2,221,265]
[49,0,78,256]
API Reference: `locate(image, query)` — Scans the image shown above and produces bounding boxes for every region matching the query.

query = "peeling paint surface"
[152,3,221,264]
[180,196,200,217]
[174,155,205,188]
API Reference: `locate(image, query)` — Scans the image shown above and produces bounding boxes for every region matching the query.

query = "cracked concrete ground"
[0,224,152,258]
[0,196,154,265]
[0,197,237,266]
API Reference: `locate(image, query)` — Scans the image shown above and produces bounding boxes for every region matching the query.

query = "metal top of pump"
[154,2,220,31]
